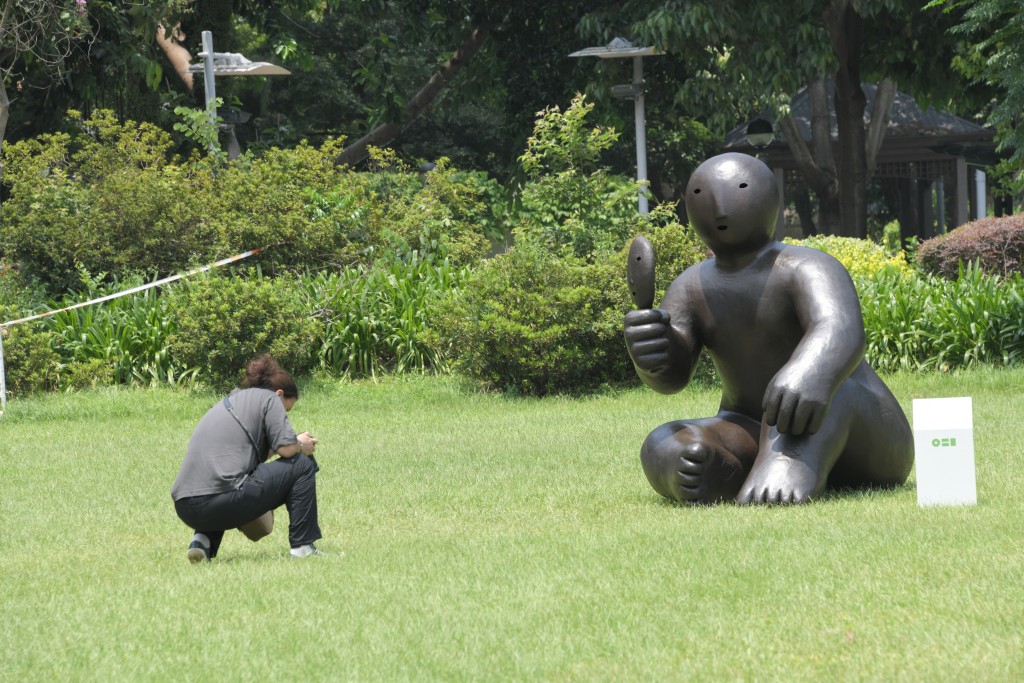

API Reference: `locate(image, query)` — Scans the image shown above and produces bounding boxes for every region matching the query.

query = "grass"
[1,368,1022,681]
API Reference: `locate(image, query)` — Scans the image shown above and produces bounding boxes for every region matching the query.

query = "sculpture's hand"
[762,366,832,436]
[624,308,672,372]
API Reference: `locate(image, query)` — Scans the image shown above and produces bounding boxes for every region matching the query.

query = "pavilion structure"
[722,81,1000,240]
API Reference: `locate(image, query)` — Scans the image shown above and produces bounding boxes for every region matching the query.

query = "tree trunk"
[778,77,840,232]
[865,77,896,179]
[335,21,493,168]
[824,0,868,238]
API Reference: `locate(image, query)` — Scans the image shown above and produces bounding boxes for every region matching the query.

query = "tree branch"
[335,20,494,168]
[865,77,896,179]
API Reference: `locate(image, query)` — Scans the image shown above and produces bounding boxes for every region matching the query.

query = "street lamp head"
[187,52,290,76]
[745,118,775,149]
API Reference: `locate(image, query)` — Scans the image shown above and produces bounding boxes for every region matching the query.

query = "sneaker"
[290,543,323,559]
[187,540,210,564]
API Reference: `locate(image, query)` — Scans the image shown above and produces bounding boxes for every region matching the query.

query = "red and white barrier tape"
[0,247,263,414]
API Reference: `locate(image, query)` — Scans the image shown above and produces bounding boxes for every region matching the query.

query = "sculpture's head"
[684,153,779,256]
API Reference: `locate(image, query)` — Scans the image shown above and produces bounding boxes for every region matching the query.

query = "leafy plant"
[165,270,322,392]
[858,264,1024,372]
[302,255,467,378]
[0,312,61,398]
[44,279,191,387]
[514,94,656,261]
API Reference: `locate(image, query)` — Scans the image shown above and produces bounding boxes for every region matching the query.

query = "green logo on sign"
[931,437,958,447]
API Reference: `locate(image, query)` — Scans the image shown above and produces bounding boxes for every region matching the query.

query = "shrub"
[437,243,632,396]
[917,215,1024,279]
[785,235,912,277]
[514,94,650,261]
[0,111,207,293]
[0,312,61,397]
[0,110,358,292]
[165,271,322,391]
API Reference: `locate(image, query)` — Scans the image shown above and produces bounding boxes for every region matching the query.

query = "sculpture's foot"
[736,451,824,505]
[641,428,748,505]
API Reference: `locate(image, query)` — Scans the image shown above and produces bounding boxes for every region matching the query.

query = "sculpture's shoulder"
[664,259,710,298]
[776,242,846,271]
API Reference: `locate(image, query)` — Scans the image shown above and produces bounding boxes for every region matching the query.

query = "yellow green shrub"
[785,235,912,278]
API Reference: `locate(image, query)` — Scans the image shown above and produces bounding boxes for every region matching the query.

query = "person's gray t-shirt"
[171,388,298,500]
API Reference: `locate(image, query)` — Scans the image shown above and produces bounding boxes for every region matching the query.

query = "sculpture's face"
[684,153,779,255]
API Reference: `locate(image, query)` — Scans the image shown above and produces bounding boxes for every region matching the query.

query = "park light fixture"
[745,117,775,150]
[569,37,664,215]
[185,31,290,152]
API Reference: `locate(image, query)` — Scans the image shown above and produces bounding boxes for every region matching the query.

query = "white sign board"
[912,397,976,506]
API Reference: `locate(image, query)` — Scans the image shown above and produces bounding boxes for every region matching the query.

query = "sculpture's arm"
[762,252,865,435]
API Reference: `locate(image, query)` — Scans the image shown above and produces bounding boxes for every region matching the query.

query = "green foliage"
[859,265,1024,372]
[42,272,193,387]
[438,242,632,396]
[165,271,321,392]
[0,110,207,293]
[172,103,225,164]
[373,157,492,267]
[916,214,1024,279]
[514,94,670,261]
[0,315,61,398]
[785,235,912,277]
[519,94,620,177]
[301,255,468,378]
[0,110,360,293]
[938,0,1024,190]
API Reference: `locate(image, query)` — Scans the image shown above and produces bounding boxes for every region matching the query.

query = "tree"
[0,0,94,180]
[936,0,1024,192]
[580,0,974,237]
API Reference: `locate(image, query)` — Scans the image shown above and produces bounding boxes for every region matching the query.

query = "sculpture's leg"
[640,414,759,504]
[737,381,851,505]
[737,369,914,505]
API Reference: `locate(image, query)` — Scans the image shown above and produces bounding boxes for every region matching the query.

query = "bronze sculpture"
[624,153,914,504]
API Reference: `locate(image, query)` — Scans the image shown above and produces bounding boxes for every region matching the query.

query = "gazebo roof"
[723,81,996,166]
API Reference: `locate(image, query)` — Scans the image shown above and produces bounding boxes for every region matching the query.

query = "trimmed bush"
[917,215,1024,279]
[785,235,911,277]
[165,271,322,392]
[438,243,632,396]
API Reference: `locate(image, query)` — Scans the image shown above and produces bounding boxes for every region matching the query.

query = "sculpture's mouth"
[717,224,728,231]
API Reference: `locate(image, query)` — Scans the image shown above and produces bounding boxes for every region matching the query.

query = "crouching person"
[171,355,323,562]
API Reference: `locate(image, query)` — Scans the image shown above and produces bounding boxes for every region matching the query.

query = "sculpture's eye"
[693,188,701,194]
[739,183,748,188]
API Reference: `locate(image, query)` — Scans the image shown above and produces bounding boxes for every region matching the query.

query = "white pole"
[633,56,648,215]
[975,169,987,219]
[201,31,218,150]
[0,327,7,415]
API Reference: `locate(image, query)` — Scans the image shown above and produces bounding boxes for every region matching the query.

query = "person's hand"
[624,308,672,372]
[297,432,319,456]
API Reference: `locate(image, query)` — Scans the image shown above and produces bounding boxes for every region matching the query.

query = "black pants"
[174,455,321,557]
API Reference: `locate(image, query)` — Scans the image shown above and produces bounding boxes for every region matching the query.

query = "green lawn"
[2,368,1022,681]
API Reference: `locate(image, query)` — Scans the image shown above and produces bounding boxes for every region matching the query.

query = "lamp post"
[186,31,290,154]
[569,38,664,215]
